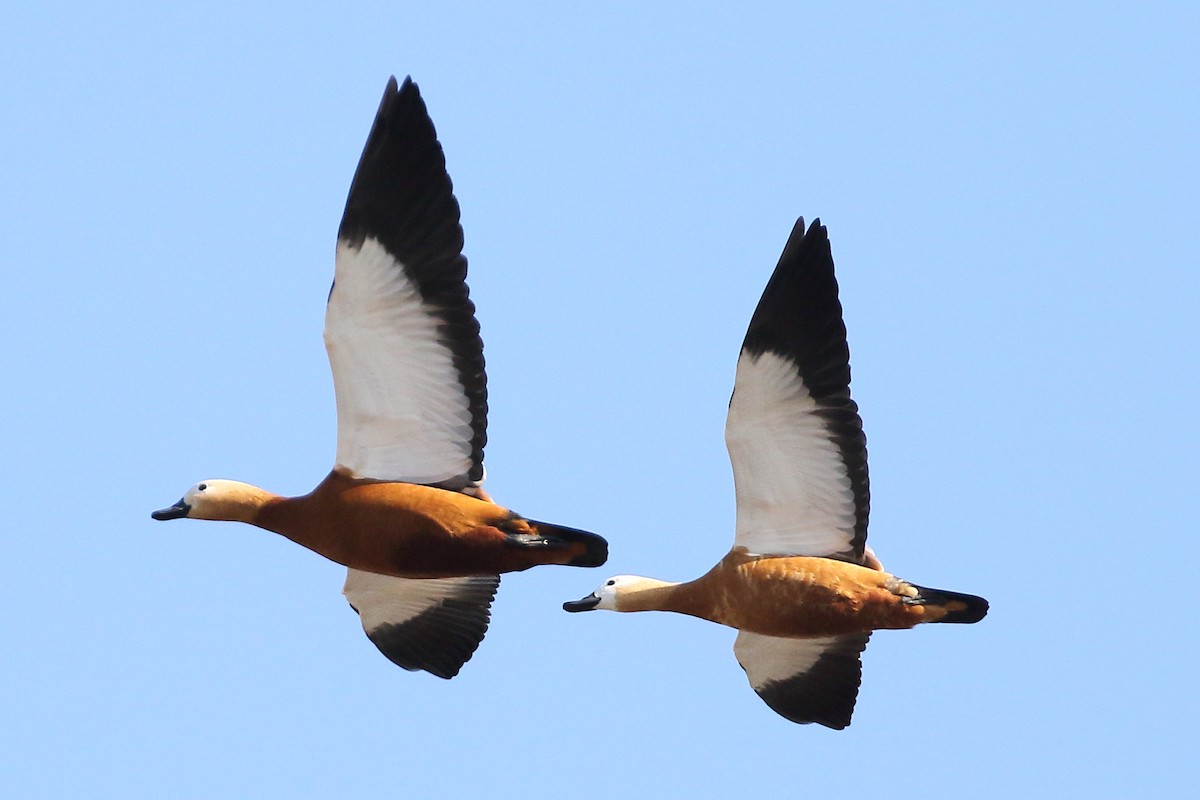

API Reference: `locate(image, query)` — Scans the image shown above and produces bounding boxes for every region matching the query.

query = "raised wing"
[343,570,500,679]
[331,77,496,679]
[734,630,870,729]
[326,76,486,489]
[724,218,869,562]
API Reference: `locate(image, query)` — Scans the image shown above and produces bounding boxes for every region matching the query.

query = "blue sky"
[3,2,1197,797]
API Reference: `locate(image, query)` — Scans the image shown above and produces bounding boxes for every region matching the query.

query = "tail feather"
[909,584,989,624]
[527,520,609,568]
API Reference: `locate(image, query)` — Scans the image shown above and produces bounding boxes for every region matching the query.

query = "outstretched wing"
[326,75,487,489]
[724,218,869,563]
[343,570,500,680]
[734,630,870,729]
[330,77,497,679]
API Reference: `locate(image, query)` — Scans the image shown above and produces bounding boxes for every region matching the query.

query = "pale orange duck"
[565,218,986,729]
[153,77,607,679]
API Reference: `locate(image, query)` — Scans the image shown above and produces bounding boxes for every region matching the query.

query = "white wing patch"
[343,568,499,679]
[734,631,830,688]
[725,350,856,557]
[343,569,482,630]
[734,630,869,729]
[325,238,475,484]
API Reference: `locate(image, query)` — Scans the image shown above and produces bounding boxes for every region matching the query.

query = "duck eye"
[606,580,616,586]
[198,483,208,491]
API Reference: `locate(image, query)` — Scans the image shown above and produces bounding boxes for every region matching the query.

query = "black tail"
[909,585,989,624]
[528,520,609,568]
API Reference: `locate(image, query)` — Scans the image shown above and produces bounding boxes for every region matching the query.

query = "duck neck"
[617,578,688,614]
[198,483,282,524]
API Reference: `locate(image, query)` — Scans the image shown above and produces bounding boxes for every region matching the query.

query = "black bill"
[151,499,190,521]
[562,593,601,612]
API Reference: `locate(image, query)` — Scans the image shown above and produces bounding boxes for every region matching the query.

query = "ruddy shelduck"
[153,77,607,679]
[565,218,986,728]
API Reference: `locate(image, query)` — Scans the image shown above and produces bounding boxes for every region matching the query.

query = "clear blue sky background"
[3,3,1197,797]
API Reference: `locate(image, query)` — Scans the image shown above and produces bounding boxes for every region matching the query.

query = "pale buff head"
[151,479,272,524]
[562,575,676,613]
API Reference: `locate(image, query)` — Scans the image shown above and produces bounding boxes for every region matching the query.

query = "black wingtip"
[389,75,418,102]
[749,633,869,730]
[741,215,844,391]
[339,72,459,253]
[359,576,501,679]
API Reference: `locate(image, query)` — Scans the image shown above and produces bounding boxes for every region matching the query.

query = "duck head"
[563,575,674,613]
[152,480,271,523]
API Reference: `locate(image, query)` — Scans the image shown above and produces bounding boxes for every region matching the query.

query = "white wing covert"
[327,76,487,489]
[343,569,499,680]
[734,630,870,729]
[725,219,869,562]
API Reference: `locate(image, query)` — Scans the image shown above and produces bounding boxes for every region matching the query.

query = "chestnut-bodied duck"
[154,77,607,679]
[565,218,986,729]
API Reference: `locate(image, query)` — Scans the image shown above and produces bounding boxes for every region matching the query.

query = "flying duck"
[564,218,986,729]
[153,76,607,679]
